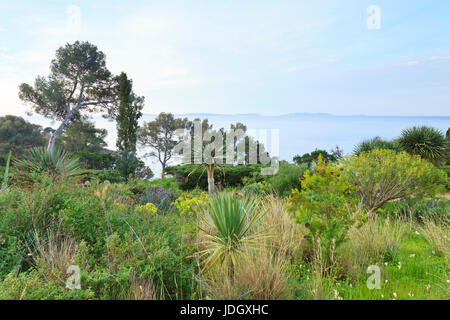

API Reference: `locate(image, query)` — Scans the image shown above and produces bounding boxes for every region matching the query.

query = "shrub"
[171,192,209,216]
[342,149,447,219]
[166,164,267,190]
[73,151,117,170]
[398,126,446,164]
[353,137,399,156]
[266,163,306,197]
[80,169,126,184]
[379,197,449,221]
[286,156,360,267]
[139,187,180,213]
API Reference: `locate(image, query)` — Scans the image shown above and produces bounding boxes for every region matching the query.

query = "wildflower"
[381,294,384,298]
[409,254,415,258]
[408,292,414,297]
[426,285,431,291]
[397,261,402,269]
[393,292,397,298]
[415,231,420,235]
[385,279,388,284]
[384,262,388,266]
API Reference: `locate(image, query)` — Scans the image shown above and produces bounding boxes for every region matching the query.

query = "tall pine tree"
[116,72,144,179]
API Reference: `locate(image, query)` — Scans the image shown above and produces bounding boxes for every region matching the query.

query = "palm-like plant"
[398,126,446,164]
[194,193,265,278]
[353,136,399,156]
[15,147,81,177]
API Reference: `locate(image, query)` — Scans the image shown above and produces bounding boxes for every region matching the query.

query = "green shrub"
[266,163,306,197]
[73,151,117,170]
[80,169,126,184]
[342,149,447,218]
[353,137,399,156]
[286,156,360,266]
[441,165,450,190]
[166,164,267,190]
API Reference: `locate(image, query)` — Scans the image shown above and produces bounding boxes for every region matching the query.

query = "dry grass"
[203,248,288,300]
[338,217,409,279]
[123,274,159,300]
[420,215,449,260]
[197,195,293,300]
[30,231,84,285]
[260,195,306,260]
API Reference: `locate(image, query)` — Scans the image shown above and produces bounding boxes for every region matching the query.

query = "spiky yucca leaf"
[194,193,266,274]
[399,126,446,163]
[15,147,81,177]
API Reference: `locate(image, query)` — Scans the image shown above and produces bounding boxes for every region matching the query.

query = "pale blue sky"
[1,0,450,116]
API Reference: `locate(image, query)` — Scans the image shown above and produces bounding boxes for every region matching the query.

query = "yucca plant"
[353,136,399,156]
[399,126,446,164]
[15,146,81,177]
[1,150,12,192]
[194,193,265,279]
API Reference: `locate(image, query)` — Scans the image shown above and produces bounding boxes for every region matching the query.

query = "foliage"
[19,41,118,152]
[441,165,450,190]
[138,187,180,213]
[293,149,339,167]
[74,151,117,170]
[0,115,46,155]
[15,147,81,178]
[58,118,108,153]
[116,72,144,180]
[379,197,449,221]
[398,126,446,164]
[266,163,306,197]
[193,193,265,277]
[166,164,267,190]
[138,113,187,177]
[353,136,399,156]
[242,181,272,196]
[1,151,11,192]
[135,202,158,216]
[81,169,126,184]
[342,149,447,218]
[171,192,209,216]
[286,155,360,266]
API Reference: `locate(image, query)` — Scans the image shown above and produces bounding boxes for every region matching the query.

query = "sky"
[1,0,450,117]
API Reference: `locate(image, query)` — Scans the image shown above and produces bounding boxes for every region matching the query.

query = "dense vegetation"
[0,41,448,300]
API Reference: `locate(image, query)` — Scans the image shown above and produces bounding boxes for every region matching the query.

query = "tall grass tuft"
[1,150,12,192]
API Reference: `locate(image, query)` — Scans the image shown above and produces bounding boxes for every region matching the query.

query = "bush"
[342,149,447,218]
[0,176,198,299]
[286,156,360,267]
[80,169,126,184]
[73,151,117,170]
[353,137,399,156]
[138,187,180,213]
[266,164,306,197]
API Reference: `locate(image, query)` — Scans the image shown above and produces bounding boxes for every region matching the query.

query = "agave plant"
[15,147,81,177]
[353,136,399,156]
[194,193,265,278]
[398,126,446,164]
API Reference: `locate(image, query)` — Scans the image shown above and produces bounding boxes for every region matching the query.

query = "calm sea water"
[25,113,450,177]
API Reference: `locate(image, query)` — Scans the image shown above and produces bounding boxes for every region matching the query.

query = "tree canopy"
[19,41,118,152]
[0,115,46,155]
